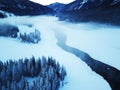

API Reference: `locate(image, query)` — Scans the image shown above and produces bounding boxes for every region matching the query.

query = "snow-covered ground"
[0,16,120,90]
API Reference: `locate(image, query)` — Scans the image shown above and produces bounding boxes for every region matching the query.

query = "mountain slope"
[48,2,65,12]
[57,0,120,25]
[61,0,120,11]
[0,10,14,18]
[0,0,54,16]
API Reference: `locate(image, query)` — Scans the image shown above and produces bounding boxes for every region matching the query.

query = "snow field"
[0,16,118,90]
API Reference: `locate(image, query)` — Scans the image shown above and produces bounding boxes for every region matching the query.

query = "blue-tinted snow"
[1,16,120,90]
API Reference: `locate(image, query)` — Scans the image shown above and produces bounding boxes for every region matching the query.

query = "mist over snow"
[0,16,120,90]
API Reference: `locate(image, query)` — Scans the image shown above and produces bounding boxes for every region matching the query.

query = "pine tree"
[0,61,3,72]
[35,59,41,75]
[41,56,47,68]
[18,59,24,77]
[0,67,7,86]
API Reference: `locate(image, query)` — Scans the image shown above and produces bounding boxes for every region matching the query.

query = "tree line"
[0,56,66,90]
[18,29,41,44]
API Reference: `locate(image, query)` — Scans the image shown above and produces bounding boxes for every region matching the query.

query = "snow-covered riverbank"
[1,16,120,90]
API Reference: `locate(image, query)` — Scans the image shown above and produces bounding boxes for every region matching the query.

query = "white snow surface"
[0,15,120,90]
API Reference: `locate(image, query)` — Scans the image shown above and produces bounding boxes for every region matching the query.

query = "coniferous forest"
[0,56,67,90]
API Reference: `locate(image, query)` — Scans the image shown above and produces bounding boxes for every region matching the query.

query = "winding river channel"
[54,31,120,90]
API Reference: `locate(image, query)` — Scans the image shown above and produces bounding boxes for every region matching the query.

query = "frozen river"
[0,16,120,90]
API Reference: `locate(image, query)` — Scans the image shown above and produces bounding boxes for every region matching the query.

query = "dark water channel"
[54,31,120,90]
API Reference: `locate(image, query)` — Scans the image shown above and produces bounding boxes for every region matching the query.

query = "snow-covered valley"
[0,16,120,90]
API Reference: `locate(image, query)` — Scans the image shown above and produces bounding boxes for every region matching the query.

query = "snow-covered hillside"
[56,0,120,25]
[62,0,120,11]
[0,10,14,18]
[0,16,120,90]
[0,0,54,15]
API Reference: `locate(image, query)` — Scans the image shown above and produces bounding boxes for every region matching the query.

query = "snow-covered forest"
[0,56,66,90]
